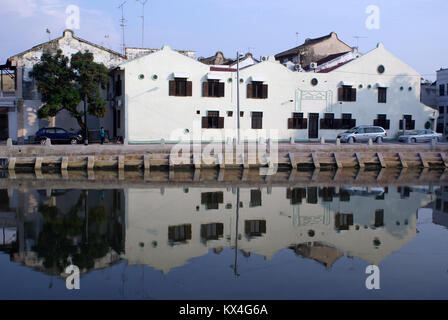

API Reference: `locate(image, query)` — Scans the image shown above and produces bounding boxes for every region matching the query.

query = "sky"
[0,0,445,80]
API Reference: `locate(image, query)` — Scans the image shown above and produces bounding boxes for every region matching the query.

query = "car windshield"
[346,127,358,133]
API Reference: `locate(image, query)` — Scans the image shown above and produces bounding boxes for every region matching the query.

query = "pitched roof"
[275,32,352,60]
[198,51,233,65]
[317,60,353,73]
[8,29,126,62]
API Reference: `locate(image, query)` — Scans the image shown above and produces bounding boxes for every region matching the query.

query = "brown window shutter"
[185,225,192,240]
[216,223,223,235]
[218,117,224,129]
[202,116,209,128]
[247,83,253,98]
[218,82,225,97]
[202,81,208,97]
[262,84,268,99]
[169,80,176,96]
[200,225,207,239]
[338,87,343,101]
[186,81,192,96]
[302,118,308,129]
[168,226,174,240]
[245,221,250,235]
[260,220,266,234]
[288,118,293,129]
[351,88,357,101]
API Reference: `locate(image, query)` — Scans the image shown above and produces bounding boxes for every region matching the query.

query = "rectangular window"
[440,84,445,96]
[286,188,306,204]
[341,113,355,129]
[203,80,224,97]
[250,189,262,207]
[115,75,122,97]
[251,112,263,129]
[338,86,356,102]
[321,113,335,129]
[378,87,387,103]
[117,110,121,129]
[288,113,308,129]
[201,192,224,210]
[200,223,224,241]
[375,209,384,227]
[244,220,266,238]
[247,81,268,99]
[169,78,192,96]
[373,114,390,129]
[202,111,224,129]
[335,213,354,231]
[439,106,445,116]
[168,224,192,243]
[399,115,415,130]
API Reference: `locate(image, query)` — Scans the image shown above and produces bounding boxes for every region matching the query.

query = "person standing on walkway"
[100,127,105,145]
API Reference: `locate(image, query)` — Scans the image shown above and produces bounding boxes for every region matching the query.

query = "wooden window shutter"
[186,81,193,96]
[245,221,251,235]
[202,82,208,97]
[185,225,192,240]
[260,220,266,234]
[218,82,225,97]
[202,117,209,128]
[385,120,390,130]
[262,84,268,99]
[218,117,224,129]
[288,118,293,129]
[338,87,343,101]
[351,88,357,101]
[247,83,253,98]
[200,225,207,239]
[169,80,176,96]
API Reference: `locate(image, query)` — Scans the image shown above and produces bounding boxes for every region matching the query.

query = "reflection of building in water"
[433,187,448,227]
[0,188,126,275]
[124,185,432,274]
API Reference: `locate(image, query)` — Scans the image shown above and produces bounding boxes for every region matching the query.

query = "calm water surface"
[1,177,448,299]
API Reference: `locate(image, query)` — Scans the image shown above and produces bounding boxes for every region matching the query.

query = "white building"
[116,42,436,144]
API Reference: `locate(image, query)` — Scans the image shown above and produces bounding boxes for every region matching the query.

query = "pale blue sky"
[0,0,445,80]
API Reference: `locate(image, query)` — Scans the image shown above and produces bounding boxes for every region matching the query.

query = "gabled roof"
[275,32,351,59]
[8,29,126,62]
[198,51,233,65]
[317,60,353,73]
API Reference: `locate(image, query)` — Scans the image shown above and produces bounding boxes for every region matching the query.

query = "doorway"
[308,113,319,139]
[0,113,8,140]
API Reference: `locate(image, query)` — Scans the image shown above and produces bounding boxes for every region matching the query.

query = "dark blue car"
[35,127,82,145]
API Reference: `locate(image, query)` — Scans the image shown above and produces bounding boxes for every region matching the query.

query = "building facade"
[116,43,436,144]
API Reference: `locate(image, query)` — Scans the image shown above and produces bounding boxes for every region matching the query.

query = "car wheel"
[70,138,78,145]
[40,138,47,145]
[411,138,417,143]
[376,137,383,144]
[348,137,355,144]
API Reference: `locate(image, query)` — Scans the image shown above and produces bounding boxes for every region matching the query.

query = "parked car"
[337,126,387,144]
[397,129,442,143]
[35,127,82,145]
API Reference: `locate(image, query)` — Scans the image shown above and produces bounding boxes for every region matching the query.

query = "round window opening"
[239,78,244,83]
[408,87,413,91]
[308,230,315,237]
[377,65,385,74]
[138,74,145,80]
[367,84,372,89]
[400,86,404,91]
[311,78,318,86]
[228,78,233,83]
[151,74,158,80]
[359,84,363,89]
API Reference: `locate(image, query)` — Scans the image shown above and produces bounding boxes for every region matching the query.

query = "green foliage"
[30,50,110,131]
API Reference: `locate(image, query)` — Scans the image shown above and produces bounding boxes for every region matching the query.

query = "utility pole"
[353,36,367,49]
[136,0,149,48]
[118,1,127,55]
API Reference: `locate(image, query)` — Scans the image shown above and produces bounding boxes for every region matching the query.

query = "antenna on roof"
[296,32,300,45]
[46,28,51,41]
[136,0,149,48]
[118,1,127,54]
[353,36,367,49]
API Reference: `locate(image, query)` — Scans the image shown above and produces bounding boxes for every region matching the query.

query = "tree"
[30,50,109,134]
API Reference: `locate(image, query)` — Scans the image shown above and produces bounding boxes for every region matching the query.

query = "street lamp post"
[236,52,241,144]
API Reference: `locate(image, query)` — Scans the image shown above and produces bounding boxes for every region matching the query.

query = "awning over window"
[340,81,354,86]
[376,83,389,88]
[173,72,190,79]
[206,73,223,80]
[251,76,265,82]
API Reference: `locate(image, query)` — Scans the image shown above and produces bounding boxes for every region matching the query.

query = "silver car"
[397,129,442,143]
[337,126,387,144]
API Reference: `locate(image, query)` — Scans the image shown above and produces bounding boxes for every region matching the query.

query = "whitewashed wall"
[121,43,436,143]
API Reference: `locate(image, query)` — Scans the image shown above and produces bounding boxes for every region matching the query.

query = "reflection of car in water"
[408,185,439,194]
[340,186,385,197]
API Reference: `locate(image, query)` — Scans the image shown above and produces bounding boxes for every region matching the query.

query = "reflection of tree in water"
[33,191,119,273]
